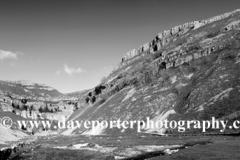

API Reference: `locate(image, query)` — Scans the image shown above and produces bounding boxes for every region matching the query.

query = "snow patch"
[122,88,136,102]
[185,73,194,79]
[72,143,89,149]
[197,104,205,111]
[209,88,233,105]
[170,76,177,84]
[164,149,179,155]
[144,109,176,134]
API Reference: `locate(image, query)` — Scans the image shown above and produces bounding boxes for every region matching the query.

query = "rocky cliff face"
[0,80,81,124]
[63,9,240,135]
[0,80,63,101]
[115,9,240,71]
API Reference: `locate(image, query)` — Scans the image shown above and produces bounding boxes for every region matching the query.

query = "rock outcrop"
[114,9,240,71]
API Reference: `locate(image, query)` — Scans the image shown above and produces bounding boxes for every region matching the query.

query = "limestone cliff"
[115,9,240,70]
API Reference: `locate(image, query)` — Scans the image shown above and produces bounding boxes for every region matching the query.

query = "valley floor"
[2,133,240,160]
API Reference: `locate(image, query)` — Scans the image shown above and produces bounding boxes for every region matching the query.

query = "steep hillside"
[64,9,240,135]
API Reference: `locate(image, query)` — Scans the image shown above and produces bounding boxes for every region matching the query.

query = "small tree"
[39,105,45,113]
[21,98,27,104]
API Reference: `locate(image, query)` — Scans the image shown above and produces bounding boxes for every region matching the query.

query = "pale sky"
[0,0,240,93]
